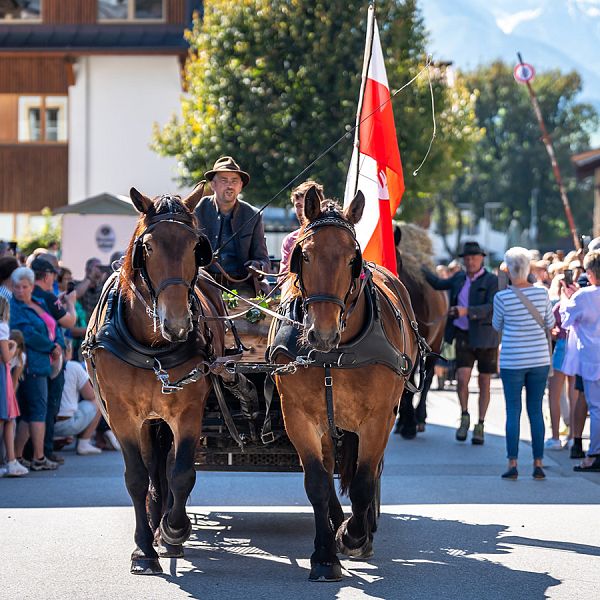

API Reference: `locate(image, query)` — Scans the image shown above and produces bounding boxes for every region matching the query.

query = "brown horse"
[394,223,448,437]
[84,185,226,574]
[269,186,420,581]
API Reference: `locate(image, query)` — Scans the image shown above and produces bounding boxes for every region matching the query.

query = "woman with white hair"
[9,267,61,471]
[493,247,555,480]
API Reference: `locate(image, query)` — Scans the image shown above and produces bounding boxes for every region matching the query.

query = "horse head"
[125,183,212,343]
[292,186,365,352]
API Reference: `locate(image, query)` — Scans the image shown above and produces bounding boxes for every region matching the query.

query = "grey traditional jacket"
[194,195,270,275]
[423,268,500,349]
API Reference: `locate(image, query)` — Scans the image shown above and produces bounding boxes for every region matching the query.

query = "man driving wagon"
[194,156,271,296]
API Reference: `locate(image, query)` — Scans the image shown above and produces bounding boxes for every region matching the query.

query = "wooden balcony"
[0,144,68,212]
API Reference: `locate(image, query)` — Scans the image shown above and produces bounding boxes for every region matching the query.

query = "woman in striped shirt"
[493,247,555,480]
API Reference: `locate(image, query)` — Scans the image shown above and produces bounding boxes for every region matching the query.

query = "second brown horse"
[270,186,420,582]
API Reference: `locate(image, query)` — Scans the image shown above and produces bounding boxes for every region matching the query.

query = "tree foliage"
[450,61,599,247]
[152,0,477,215]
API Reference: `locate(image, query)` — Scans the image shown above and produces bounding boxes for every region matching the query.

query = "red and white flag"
[344,6,404,275]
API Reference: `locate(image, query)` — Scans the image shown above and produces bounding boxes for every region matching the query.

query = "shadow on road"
[151,510,576,600]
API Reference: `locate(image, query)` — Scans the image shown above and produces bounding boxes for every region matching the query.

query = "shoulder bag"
[509,285,553,376]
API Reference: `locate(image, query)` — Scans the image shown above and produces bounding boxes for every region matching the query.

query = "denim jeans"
[582,378,600,457]
[500,366,549,460]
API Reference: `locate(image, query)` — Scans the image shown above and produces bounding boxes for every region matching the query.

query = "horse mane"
[120,194,197,301]
[394,222,436,284]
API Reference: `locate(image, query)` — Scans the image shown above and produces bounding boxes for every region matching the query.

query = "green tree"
[452,61,598,248]
[152,0,477,216]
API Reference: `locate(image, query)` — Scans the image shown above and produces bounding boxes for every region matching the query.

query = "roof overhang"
[571,148,600,179]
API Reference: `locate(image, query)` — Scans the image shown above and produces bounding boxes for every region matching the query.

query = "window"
[98,0,164,21]
[0,0,42,21]
[17,96,68,143]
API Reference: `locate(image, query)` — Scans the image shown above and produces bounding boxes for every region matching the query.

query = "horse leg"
[143,421,182,558]
[286,409,341,582]
[120,438,162,574]
[395,384,417,439]
[336,420,390,559]
[415,356,437,430]
[159,413,201,547]
[322,433,344,533]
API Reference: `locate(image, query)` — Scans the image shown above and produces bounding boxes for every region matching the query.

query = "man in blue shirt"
[194,157,270,295]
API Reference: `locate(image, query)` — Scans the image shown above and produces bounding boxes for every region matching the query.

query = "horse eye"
[144,243,153,256]
[302,251,309,262]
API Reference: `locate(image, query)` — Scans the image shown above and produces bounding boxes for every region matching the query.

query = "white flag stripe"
[367,23,388,88]
[349,154,380,250]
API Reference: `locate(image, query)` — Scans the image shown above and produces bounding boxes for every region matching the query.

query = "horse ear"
[344,190,365,225]
[303,185,322,222]
[130,188,153,214]
[394,223,402,247]
[182,180,206,213]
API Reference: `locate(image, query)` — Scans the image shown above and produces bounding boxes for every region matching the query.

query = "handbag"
[509,286,553,376]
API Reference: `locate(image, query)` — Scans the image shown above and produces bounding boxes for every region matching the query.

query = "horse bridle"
[131,211,212,320]
[290,212,364,330]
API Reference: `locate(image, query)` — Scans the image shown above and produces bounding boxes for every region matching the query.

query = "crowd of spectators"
[431,236,600,479]
[0,244,120,478]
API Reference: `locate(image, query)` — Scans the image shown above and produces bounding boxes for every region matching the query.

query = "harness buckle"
[324,375,333,387]
[261,431,275,444]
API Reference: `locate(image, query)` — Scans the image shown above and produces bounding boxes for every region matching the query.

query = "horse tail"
[338,432,359,496]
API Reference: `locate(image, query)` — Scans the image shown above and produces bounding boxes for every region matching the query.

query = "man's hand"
[244,260,264,279]
[450,305,468,318]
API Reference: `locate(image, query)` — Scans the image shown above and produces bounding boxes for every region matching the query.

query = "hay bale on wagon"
[394,221,435,283]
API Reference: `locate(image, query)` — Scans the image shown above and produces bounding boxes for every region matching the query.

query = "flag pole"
[351,3,376,197]
[516,52,580,249]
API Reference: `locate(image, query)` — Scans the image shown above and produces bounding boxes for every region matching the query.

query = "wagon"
[194,285,382,519]
[195,288,303,472]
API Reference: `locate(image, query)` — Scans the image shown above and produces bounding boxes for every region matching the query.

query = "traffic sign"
[514,62,535,84]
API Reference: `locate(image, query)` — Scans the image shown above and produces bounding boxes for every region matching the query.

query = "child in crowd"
[9,329,25,392]
[0,297,27,476]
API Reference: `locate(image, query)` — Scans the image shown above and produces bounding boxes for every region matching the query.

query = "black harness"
[130,208,213,317]
[289,210,363,330]
[266,211,420,442]
[87,275,212,371]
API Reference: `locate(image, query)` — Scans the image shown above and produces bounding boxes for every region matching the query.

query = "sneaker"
[472,423,484,445]
[77,439,102,455]
[0,465,6,477]
[30,457,59,471]
[6,459,28,477]
[103,430,121,452]
[17,457,31,469]
[544,438,564,451]
[456,413,470,441]
[47,453,65,464]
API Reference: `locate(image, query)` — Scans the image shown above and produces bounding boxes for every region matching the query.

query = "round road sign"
[514,62,535,84]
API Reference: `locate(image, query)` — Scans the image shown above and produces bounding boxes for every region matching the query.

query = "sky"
[419,0,600,145]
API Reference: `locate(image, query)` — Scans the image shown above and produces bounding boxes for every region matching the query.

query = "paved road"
[1,377,599,599]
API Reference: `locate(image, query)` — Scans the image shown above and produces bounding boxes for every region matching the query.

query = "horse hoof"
[309,561,343,582]
[159,513,192,546]
[158,541,184,558]
[400,424,417,440]
[130,557,162,575]
[336,518,374,559]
